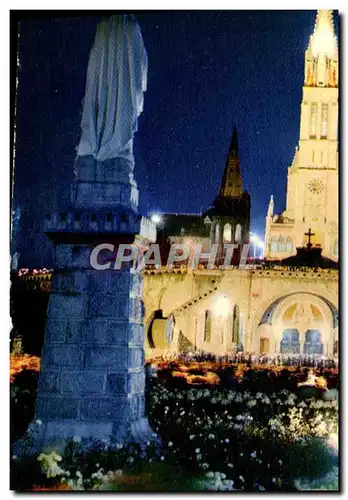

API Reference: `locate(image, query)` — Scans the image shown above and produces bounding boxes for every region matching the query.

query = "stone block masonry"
[27,247,153,451]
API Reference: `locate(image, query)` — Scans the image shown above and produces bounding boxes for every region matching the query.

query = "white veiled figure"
[77,15,147,164]
[71,15,147,210]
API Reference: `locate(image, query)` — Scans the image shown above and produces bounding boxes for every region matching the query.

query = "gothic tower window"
[286,237,293,253]
[235,224,242,244]
[279,237,287,252]
[310,103,318,138]
[204,310,212,342]
[321,103,329,138]
[214,223,220,244]
[270,236,278,253]
[223,223,232,243]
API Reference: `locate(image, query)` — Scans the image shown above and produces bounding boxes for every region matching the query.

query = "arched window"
[235,224,242,244]
[280,329,300,354]
[286,237,293,253]
[214,223,220,244]
[279,237,287,252]
[223,223,232,243]
[304,330,323,355]
[204,310,212,342]
[270,237,278,253]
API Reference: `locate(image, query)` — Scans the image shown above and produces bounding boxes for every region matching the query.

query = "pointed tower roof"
[218,126,243,198]
[308,10,338,58]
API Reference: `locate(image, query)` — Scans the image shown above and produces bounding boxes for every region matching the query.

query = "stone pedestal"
[15,206,156,454]
[71,155,139,211]
[13,14,155,456]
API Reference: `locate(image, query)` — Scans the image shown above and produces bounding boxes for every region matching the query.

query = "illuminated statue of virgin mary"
[76,15,147,165]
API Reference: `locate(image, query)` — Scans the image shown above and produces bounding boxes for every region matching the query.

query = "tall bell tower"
[265,10,339,261]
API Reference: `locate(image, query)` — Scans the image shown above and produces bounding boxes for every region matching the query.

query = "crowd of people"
[155,350,338,369]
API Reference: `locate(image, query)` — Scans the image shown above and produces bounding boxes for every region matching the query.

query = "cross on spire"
[305,228,315,249]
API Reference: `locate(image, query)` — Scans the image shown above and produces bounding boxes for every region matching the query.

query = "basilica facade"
[144,10,339,359]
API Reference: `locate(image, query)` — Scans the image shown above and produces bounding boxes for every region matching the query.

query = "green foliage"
[10,369,38,443]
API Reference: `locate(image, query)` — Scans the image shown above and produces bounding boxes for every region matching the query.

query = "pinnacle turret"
[267,195,274,217]
[308,10,337,58]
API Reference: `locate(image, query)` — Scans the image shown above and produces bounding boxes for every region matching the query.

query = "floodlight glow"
[213,295,230,318]
[151,214,162,224]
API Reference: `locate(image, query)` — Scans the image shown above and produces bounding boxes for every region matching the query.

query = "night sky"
[11,10,339,268]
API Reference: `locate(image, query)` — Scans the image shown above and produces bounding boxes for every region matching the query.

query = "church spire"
[218,126,243,198]
[267,195,274,217]
[305,10,338,87]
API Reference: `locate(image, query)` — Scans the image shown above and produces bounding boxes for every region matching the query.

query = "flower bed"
[146,379,338,491]
[10,358,339,491]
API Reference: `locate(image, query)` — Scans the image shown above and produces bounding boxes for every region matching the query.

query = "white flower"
[250,451,257,458]
[195,448,200,453]
[168,441,173,447]
[239,475,245,481]
[189,434,195,440]
[160,456,164,461]
[227,463,234,468]
[35,419,42,425]
[225,438,230,443]
[73,436,81,443]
